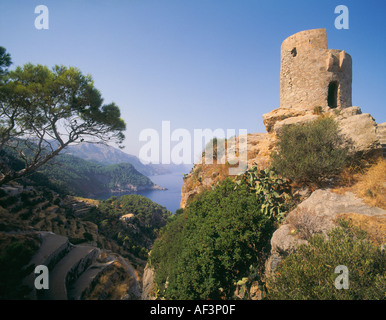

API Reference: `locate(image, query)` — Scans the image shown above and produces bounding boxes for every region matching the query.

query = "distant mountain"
[63,143,192,176]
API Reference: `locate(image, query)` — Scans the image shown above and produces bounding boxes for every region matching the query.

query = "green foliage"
[0,237,38,299]
[101,163,153,189]
[150,178,276,300]
[266,220,385,300]
[99,194,171,229]
[0,47,12,78]
[84,194,171,259]
[235,166,293,223]
[0,60,126,185]
[271,117,348,186]
[31,153,153,197]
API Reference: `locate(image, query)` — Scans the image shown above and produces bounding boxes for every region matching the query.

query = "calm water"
[95,171,186,213]
[138,172,186,213]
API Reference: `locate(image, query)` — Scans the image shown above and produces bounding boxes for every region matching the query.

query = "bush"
[83,232,94,242]
[0,195,18,208]
[271,117,348,186]
[235,166,293,224]
[150,177,277,300]
[0,237,38,299]
[266,220,385,300]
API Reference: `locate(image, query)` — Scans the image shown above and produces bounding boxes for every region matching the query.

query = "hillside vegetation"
[266,220,385,300]
[149,168,292,299]
[0,184,171,299]
[148,117,385,300]
[85,195,171,259]
[4,147,156,197]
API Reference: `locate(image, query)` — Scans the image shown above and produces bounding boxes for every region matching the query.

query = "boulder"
[265,189,386,276]
[262,106,312,133]
[273,113,319,134]
[336,110,381,155]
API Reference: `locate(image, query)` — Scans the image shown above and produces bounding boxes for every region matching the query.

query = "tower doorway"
[327,81,338,108]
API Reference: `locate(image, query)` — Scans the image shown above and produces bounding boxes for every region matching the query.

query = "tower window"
[327,81,338,108]
[291,47,297,57]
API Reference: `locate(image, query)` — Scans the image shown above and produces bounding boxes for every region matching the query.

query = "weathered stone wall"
[280,28,352,110]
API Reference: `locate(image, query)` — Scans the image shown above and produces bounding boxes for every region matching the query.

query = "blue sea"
[137,172,186,213]
[95,171,187,213]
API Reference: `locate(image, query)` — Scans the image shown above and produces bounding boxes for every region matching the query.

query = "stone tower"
[280,28,352,110]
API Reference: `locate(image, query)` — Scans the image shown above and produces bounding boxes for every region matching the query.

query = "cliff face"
[180,132,276,208]
[180,105,383,209]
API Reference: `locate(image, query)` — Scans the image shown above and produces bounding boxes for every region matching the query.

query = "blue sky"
[0,0,385,159]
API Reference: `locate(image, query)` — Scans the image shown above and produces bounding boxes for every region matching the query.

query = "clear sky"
[0,0,385,160]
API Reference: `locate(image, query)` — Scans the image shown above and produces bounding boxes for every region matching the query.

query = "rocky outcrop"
[180,132,276,208]
[265,189,386,276]
[141,264,156,300]
[262,106,318,134]
[180,105,383,208]
[336,107,381,156]
[263,106,382,156]
[376,122,386,158]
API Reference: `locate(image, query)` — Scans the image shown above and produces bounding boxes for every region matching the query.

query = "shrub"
[150,178,276,300]
[0,237,38,299]
[235,166,293,224]
[0,195,18,208]
[266,220,385,300]
[83,232,94,242]
[271,117,348,187]
[313,106,323,115]
[149,166,296,300]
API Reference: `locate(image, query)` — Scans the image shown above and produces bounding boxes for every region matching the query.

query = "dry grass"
[336,213,386,246]
[334,158,386,209]
[183,163,232,192]
[83,260,132,300]
[351,159,386,209]
[74,197,100,207]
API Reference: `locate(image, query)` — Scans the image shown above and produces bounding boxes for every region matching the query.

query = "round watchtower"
[280,28,352,110]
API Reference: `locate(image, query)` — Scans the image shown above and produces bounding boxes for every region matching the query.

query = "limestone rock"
[265,189,386,276]
[262,105,382,157]
[141,263,156,300]
[273,113,319,134]
[338,105,362,117]
[180,132,275,208]
[262,106,310,133]
[270,224,308,256]
[337,111,381,155]
[181,105,382,209]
